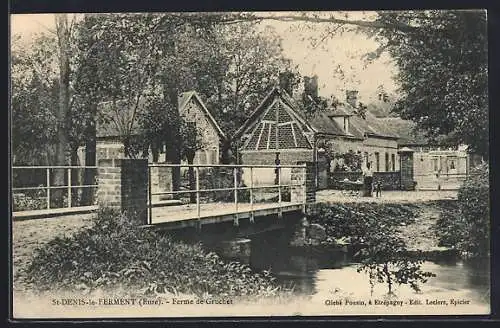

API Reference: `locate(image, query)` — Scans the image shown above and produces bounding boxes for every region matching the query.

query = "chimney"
[279,71,294,96]
[346,90,358,108]
[304,75,318,99]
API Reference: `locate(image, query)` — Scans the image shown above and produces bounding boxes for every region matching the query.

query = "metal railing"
[12,166,98,212]
[147,163,307,225]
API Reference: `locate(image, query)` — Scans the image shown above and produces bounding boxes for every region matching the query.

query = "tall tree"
[228,11,488,156]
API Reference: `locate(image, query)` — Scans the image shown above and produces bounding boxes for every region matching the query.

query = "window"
[375,152,380,172]
[385,153,389,171]
[391,154,396,171]
[431,158,439,172]
[448,157,457,171]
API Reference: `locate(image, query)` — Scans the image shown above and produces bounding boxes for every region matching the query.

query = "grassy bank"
[21,208,290,299]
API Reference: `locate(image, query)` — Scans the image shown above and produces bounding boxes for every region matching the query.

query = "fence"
[12,166,98,213]
[147,163,308,225]
[328,171,401,190]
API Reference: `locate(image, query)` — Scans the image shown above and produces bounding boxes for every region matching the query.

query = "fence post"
[278,165,282,218]
[67,168,72,208]
[147,166,152,225]
[196,166,201,225]
[249,166,254,223]
[233,166,238,226]
[46,168,50,209]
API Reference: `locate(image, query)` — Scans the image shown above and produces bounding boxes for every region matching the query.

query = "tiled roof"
[235,86,401,147]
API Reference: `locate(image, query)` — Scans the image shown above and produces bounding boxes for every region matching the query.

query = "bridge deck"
[150,202,304,229]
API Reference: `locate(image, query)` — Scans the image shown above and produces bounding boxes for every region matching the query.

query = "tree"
[234,11,488,157]
[374,11,488,157]
[11,34,59,165]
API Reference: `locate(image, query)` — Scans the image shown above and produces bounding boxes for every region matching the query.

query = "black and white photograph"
[10,10,490,318]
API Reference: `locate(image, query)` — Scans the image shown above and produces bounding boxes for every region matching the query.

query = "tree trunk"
[164,84,182,199]
[70,147,80,207]
[53,14,71,208]
[187,151,196,203]
[82,109,97,206]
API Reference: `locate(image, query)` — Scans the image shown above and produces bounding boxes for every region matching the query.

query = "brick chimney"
[346,90,358,108]
[304,75,318,99]
[278,71,294,96]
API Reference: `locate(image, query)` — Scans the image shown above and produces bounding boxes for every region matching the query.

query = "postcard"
[10,10,490,318]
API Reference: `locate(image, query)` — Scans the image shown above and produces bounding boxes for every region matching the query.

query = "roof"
[96,98,146,139]
[97,91,226,141]
[236,87,315,150]
[234,86,400,144]
[377,117,429,145]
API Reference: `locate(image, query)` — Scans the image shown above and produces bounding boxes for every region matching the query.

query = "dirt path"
[12,214,95,292]
[397,202,450,252]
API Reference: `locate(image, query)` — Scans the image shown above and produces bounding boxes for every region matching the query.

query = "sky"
[10,12,399,102]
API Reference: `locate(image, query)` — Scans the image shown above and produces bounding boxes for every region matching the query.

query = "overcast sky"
[10,12,398,102]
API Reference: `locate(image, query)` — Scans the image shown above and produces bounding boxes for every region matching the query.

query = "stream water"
[249,235,490,314]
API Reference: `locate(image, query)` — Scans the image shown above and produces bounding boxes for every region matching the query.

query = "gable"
[241,93,313,150]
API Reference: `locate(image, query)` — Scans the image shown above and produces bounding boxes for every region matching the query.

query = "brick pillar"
[398,147,415,191]
[98,158,148,224]
[291,161,316,203]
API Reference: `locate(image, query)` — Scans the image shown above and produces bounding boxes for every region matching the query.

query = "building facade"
[233,84,400,188]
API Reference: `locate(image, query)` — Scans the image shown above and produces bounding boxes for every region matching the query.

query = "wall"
[240,149,313,186]
[329,171,401,190]
[323,136,399,173]
[413,148,468,190]
[180,97,220,164]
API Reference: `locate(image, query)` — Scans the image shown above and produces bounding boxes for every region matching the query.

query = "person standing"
[362,162,374,197]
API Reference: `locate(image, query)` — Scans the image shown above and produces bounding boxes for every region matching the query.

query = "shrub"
[13,189,46,211]
[24,208,286,298]
[435,163,490,258]
[198,167,250,203]
[307,202,419,242]
[307,202,432,295]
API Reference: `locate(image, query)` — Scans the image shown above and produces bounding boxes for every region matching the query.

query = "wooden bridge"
[145,163,309,230]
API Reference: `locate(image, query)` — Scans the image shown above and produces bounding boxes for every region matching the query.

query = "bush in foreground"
[25,208,287,298]
[435,163,490,258]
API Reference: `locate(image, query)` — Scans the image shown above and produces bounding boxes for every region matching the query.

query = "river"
[249,236,491,315]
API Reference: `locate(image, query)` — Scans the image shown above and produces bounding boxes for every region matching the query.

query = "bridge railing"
[12,166,98,213]
[147,163,307,225]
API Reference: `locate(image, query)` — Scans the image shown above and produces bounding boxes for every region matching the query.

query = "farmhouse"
[78,91,227,165]
[233,78,400,188]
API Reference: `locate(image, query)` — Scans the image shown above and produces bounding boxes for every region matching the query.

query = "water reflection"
[249,239,490,309]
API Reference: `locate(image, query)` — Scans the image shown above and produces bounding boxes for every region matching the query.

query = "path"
[316,190,457,203]
[12,213,95,292]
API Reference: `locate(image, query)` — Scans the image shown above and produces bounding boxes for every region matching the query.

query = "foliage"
[370,11,488,157]
[11,34,59,165]
[25,208,288,298]
[198,168,250,203]
[434,163,490,257]
[12,190,46,212]
[307,203,434,294]
[330,152,363,172]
